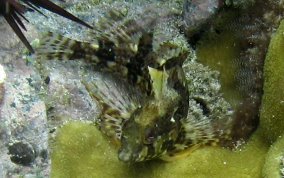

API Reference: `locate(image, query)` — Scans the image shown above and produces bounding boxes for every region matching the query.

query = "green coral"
[51,122,162,178]
[52,122,268,178]
[263,134,284,178]
[196,29,242,109]
[259,20,284,144]
[51,122,124,178]
[196,10,244,109]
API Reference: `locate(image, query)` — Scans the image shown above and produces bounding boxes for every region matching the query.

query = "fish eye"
[144,128,156,144]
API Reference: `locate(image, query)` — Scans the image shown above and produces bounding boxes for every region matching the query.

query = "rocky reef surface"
[0,20,50,177]
[0,0,284,177]
[0,17,98,176]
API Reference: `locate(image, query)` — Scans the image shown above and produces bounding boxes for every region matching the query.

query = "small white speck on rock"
[0,64,6,84]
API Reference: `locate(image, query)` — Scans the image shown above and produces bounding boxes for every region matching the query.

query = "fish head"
[118,98,180,162]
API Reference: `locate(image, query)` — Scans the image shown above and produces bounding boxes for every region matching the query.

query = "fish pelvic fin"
[161,143,201,161]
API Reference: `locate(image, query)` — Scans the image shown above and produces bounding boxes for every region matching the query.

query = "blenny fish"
[36,9,233,162]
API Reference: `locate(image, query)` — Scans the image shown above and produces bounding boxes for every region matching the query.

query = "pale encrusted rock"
[183,0,221,36]
[0,9,100,177]
[0,17,49,177]
[0,64,5,104]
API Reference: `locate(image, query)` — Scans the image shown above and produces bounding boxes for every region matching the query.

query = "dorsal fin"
[36,32,100,62]
[35,8,181,95]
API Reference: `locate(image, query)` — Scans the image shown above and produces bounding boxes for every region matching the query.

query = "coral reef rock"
[0,64,5,104]
[1,0,284,177]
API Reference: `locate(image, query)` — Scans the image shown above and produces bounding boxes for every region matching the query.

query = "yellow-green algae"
[51,18,284,178]
[196,11,243,109]
[259,20,284,144]
[52,122,267,178]
[196,30,242,108]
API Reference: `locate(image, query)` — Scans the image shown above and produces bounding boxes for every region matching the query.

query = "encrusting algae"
[35,4,238,163]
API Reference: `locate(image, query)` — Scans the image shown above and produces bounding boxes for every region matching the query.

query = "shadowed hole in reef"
[8,141,36,166]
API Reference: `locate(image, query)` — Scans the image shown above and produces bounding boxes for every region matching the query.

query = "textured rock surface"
[0,64,5,104]
[35,60,100,139]
[224,0,255,8]
[0,15,99,176]
[183,0,221,36]
[0,18,50,177]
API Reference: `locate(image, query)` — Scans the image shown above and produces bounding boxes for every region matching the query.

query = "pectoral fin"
[83,74,142,142]
[161,144,201,162]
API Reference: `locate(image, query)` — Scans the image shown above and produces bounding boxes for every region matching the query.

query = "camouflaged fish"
[36,9,233,162]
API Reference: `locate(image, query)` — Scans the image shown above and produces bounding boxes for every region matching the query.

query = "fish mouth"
[118,148,134,162]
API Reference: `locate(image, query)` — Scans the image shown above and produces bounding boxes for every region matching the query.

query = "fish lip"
[118,145,143,163]
[118,148,135,162]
